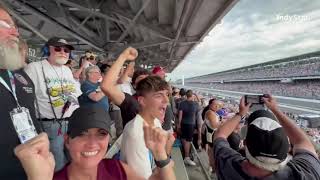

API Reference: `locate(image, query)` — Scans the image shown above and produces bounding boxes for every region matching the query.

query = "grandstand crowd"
[184,55,320,100]
[193,57,320,82]
[188,80,320,99]
[1,5,320,180]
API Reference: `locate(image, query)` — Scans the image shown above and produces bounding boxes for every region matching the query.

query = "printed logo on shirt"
[14,73,28,85]
[46,77,79,108]
[22,86,33,94]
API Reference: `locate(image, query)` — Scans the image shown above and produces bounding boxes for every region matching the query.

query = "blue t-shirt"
[79,80,109,112]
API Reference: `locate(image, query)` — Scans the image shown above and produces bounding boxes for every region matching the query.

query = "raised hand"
[239,96,250,116]
[120,47,138,61]
[143,122,168,160]
[262,94,278,112]
[14,133,55,180]
[81,59,90,68]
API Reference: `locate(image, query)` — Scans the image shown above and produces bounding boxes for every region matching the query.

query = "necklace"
[48,61,65,94]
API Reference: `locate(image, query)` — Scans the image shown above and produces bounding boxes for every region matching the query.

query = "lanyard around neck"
[0,70,21,107]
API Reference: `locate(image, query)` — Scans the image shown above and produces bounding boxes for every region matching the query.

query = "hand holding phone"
[244,94,267,105]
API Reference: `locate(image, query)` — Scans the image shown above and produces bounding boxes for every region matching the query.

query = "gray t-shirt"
[162,104,174,131]
[213,138,320,180]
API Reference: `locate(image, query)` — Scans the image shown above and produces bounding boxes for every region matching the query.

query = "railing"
[177,85,320,114]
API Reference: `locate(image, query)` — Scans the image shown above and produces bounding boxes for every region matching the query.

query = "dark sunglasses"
[54,46,71,53]
[86,56,95,60]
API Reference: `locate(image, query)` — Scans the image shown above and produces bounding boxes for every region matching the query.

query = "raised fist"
[14,133,55,180]
[121,47,138,61]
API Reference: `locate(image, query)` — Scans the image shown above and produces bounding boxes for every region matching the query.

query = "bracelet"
[155,156,171,168]
[235,112,246,120]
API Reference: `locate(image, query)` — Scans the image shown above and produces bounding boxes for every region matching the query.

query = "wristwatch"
[155,156,171,168]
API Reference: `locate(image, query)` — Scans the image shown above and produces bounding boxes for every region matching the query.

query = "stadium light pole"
[182,75,185,86]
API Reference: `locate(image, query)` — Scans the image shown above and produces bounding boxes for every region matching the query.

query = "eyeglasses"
[0,20,17,30]
[54,46,71,53]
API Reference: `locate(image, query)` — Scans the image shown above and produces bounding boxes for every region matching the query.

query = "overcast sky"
[168,0,320,81]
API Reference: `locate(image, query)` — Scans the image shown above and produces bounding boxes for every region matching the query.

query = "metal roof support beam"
[0,1,48,41]
[172,0,239,71]
[168,0,193,64]
[68,16,98,38]
[130,39,171,49]
[110,10,173,41]
[148,58,183,63]
[102,19,110,42]
[8,0,104,51]
[53,0,100,42]
[142,49,169,61]
[116,0,151,43]
[130,39,199,49]
[85,0,103,37]
[53,0,73,27]
[184,0,204,31]
[30,20,45,38]
[54,0,103,41]
[55,0,173,41]
[56,0,122,23]
[201,0,239,41]
[75,0,105,32]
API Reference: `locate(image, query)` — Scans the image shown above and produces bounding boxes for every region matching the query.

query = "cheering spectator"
[213,95,320,179]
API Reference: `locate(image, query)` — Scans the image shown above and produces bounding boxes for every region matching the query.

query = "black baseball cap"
[245,110,290,171]
[47,37,75,50]
[67,107,111,138]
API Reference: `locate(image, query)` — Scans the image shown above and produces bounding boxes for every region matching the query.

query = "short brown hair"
[132,69,151,85]
[136,76,169,96]
[186,90,193,98]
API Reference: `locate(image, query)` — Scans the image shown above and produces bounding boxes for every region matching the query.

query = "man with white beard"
[0,5,42,180]
[24,37,82,171]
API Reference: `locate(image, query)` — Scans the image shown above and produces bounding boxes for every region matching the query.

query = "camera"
[244,94,268,105]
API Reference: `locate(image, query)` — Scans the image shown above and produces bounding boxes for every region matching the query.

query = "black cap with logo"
[47,37,75,50]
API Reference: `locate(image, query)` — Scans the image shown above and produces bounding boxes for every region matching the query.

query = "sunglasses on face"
[54,46,71,53]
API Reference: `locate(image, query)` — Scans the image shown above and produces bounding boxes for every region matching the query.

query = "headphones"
[41,44,50,57]
[41,44,74,59]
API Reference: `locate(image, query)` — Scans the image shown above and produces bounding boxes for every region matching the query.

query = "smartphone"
[244,95,264,105]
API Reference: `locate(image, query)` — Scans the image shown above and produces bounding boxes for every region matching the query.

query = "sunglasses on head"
[54,46,71,53]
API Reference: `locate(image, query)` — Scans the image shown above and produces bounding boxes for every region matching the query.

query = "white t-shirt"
[120,114,162,179]
[120,78,134,95]
[24,60,82,119]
